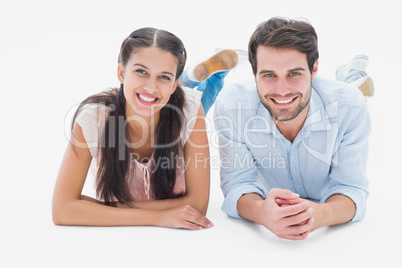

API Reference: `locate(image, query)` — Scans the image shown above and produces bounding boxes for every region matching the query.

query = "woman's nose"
[143,79,157,93]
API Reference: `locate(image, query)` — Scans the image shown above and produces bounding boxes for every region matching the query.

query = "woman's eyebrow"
[133,63,149,69]
[133,63,174,77]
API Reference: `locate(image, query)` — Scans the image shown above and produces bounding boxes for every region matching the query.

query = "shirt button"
[292,169,296,173]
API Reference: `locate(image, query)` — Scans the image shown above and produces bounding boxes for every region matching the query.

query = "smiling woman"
[52,28,213,230]
[118,46,180,117]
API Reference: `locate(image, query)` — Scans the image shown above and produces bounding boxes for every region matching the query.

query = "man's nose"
[276,77,291,96]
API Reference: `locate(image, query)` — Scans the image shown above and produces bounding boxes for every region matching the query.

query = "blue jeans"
[180,70,229,115]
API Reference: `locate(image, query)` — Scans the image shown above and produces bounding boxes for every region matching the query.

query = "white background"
[1,0,401,267]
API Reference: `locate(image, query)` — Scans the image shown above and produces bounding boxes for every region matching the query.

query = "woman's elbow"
[51,200,72,226]
[52,207,65,225]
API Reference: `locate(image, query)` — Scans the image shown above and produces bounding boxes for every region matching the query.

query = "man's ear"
[117,63,125,84]
[311,60,319,81]
[253,71,257,83]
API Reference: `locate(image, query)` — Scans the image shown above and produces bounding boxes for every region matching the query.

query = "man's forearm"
[312,194,356,230]
[237,193,265,224]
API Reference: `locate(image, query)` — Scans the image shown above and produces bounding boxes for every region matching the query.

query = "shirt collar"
[254,101,281,137]
[303,86,333,134]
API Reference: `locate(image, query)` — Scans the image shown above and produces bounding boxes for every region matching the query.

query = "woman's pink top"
[75,87,202,201]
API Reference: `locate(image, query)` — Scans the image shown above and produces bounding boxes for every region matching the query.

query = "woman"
[52,28,223,230]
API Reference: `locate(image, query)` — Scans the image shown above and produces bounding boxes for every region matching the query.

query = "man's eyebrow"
[258,67,306,75]
[258,69,274,75]
[133,63,174,77]
[288,67,306,72]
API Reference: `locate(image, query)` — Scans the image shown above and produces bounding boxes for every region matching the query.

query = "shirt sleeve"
[320,103,371,222]
[214,104,269,218]
[74,103,109,159]
[181,86,203,144]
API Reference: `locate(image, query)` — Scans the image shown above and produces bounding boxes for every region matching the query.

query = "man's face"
[254,46,318,122]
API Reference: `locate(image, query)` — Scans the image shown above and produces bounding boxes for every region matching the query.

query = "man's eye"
[265,73,274,78]
[290,72,300,76]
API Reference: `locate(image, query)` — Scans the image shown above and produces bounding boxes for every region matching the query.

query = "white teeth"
[273,98,294,104]
[138,94,157,102]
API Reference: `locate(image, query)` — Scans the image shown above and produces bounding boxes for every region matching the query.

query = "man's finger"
[269,188,299,200]
[276,198,304,206]
[277,200,309,218]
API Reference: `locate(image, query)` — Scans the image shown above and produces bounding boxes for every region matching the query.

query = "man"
[213,17,371,240]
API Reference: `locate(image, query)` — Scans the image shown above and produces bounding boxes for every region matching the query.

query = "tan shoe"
[193,49,239,81]
[352,76,375,97]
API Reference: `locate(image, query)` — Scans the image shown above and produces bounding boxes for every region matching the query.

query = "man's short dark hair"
[248,17,319,74]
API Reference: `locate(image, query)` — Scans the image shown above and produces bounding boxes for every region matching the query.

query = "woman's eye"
[135,69,146,74]
[160,75,171,80]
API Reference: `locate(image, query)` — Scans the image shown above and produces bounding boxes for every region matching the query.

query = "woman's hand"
[157,205,214,230]
[78,195,214,230]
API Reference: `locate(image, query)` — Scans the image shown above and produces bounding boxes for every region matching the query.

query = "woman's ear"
[171,79,180,94]
[117,64,125,84]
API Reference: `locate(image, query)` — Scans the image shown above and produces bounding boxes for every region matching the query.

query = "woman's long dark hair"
[71,28,187,205]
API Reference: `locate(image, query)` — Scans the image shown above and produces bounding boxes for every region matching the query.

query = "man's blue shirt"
[213,76,371,222]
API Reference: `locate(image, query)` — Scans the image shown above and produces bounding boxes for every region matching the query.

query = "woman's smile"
[136,93,159,106]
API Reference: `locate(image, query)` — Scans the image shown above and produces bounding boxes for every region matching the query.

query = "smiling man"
[214,17,371,240]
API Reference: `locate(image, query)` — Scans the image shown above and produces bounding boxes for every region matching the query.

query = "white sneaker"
[336,55,369,82]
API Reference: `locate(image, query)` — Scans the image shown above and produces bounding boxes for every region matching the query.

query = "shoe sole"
[359,76,374,97]
[194,50,238,81]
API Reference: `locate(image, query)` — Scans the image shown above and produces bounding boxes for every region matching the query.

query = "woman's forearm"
[52,198,159,227]
[119,193,208,215]
[53,196,212,229]
[79,193,208,217]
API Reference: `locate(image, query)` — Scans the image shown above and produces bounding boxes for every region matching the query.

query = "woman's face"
[118,46,179,118]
